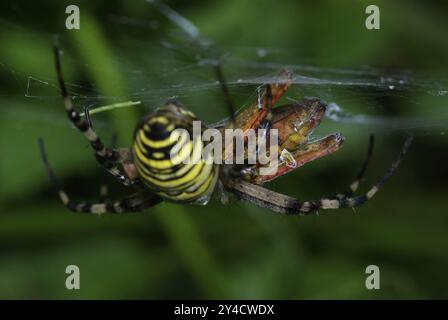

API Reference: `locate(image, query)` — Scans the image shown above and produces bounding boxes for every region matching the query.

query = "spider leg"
[38,138,161,214]
[85,104,120,149]
[53,45,135,186]
[259,84,273,127]
[228,136,412,215]
[92,124,130,196]
[83,105,95,129]
[213,64,237,127]
[332,134,374,200]
[98,133,118,201]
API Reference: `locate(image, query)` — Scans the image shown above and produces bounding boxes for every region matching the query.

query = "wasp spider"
[38,46,413,215]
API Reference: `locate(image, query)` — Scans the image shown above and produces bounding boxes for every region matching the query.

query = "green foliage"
[0,0,447,299]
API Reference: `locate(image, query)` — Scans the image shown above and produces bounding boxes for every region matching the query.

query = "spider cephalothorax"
[39,46,412,215]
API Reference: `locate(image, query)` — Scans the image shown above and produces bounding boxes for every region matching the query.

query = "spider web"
[3,0,448,138]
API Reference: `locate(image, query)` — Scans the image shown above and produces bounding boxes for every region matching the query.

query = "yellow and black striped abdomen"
[132,104,219,204]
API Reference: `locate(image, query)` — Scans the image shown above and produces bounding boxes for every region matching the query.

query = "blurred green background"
[1,0,448,299]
